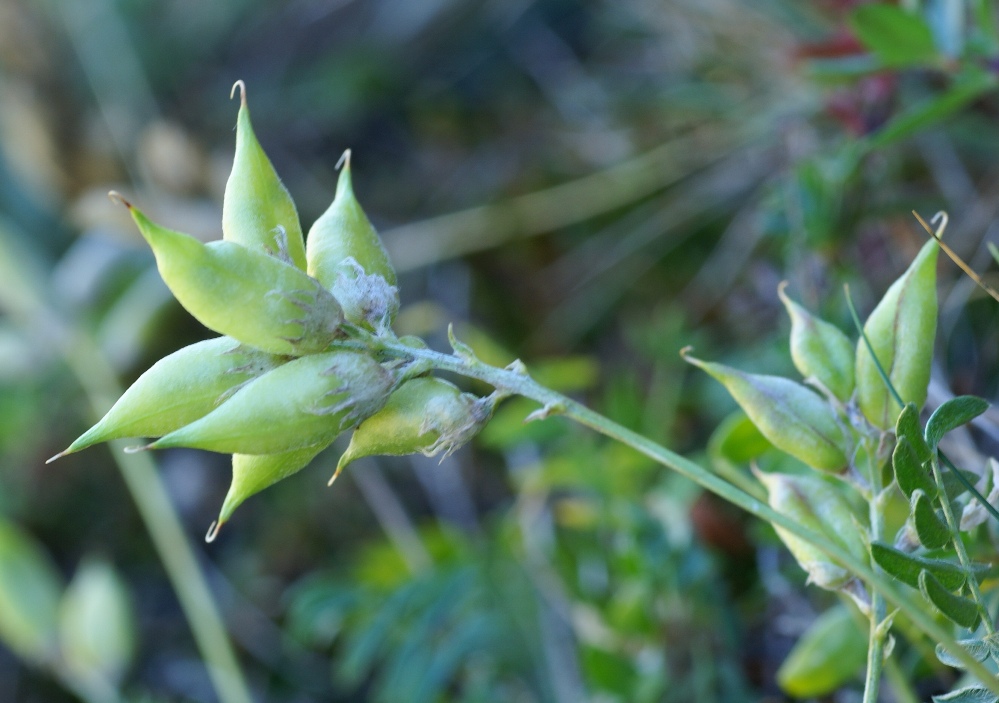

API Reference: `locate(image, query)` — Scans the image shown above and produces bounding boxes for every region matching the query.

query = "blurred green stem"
[862,439,887,703]
[354,328,999,693]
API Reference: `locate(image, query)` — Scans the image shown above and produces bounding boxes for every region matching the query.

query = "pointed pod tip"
[776,280,790,302]
[123,442,154,455]
[205,520,222,543]
[107,190,131,209]
[328,458,350,487]
[230,79,247,107]
[336,149,352,171]
[45,451,67,465]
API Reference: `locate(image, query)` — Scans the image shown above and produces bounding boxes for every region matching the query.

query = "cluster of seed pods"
[49,82,492,539]
[684,236,939,594]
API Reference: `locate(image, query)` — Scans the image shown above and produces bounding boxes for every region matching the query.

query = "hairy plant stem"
[352,328,999,691]
[929,456,997,641]
[862,438,887,703]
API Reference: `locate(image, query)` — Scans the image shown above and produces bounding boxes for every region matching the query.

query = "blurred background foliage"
[1,0,999,700]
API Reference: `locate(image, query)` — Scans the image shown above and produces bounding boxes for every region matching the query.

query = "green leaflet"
[849,4,937,68]
[778,283,855,402]
[919,570,980,629]
[684,352,848,472]
[855,239,938,429]
[223,81,306,270]
[893,437,936,500]
[896,402,932,462]
[911,489,951,549]
[51,337,282,460]
[932,687,999,703]
[925,395,990,452]
[120,197,342,356]
[149,351,393,455]
[869,541,965,590]
[935,636,999,669]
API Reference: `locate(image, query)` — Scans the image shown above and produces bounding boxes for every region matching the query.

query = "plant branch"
[352,329,999,692]
[862,438,888,703]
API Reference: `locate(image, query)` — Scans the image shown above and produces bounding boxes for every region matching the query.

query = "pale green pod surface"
[59,558,136,687]
[757,471,868,590]
[151,351,393,455]
[778,283,855,402]
[306,154,399,330]
[217,444,329,526]
[856,239,939,429]
[776,605,867,698]
[0,521,62,664]
[54,337,281,458]
[122,198,342,355]
[223,81,306,270]
[336,377,491,476]
[684,352,848,472]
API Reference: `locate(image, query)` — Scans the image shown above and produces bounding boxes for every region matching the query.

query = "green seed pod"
[776,605,867,698]
[757,471,868,590]
[856,239,938,429]
[115,194,342,356]
[148,351,392,455]
[50,337,281,461]
[778,282,855,402]
[209,444,329,540]
[333,377,491,482]
[223,81,306,269]
[683,350,848,472]
[306,151,399,331]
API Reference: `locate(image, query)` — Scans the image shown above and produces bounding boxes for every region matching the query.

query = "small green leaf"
[896,403,932,463]
[934,638,997,669]
[870,542,965,590]
[893,437,936,499]
[776,605,867,698]
[926,396,990,452]
[932,686,999,703]
[912,490,952,549]
[849,4,938,68]
[919,570,980,629]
